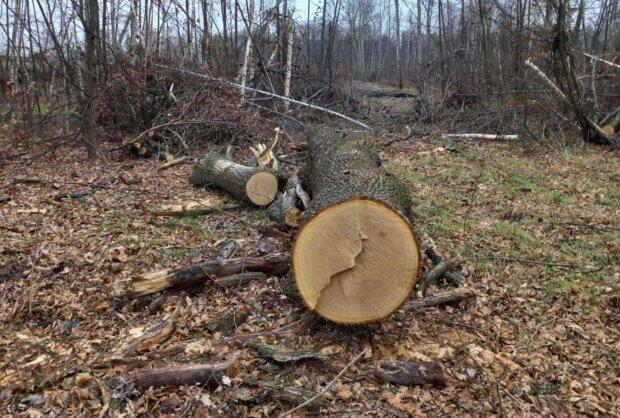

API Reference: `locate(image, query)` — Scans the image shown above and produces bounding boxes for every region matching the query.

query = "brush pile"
[98,60,273,158]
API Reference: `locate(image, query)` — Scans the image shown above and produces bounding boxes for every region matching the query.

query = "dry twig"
[277,348,368,417]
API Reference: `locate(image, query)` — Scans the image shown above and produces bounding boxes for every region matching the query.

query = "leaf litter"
[0,132,618,416]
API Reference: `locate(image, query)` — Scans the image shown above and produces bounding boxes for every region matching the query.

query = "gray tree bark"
[304,131,413,220]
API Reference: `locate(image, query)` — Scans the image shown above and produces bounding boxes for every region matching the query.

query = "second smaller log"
[189,153,279,206]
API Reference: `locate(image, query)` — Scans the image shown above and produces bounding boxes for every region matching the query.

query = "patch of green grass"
[414,203,462,236]
[391,145,618,307]
[541,273,603,304]
[161,247,192,262]
[477,167,500,184]
[388,164,427,184]
[101,210,128,234]
[24,234,43,247]
[162,216,204,231]
[473,259,497,275]
[488,221,537,252]
[115,234,144,245]
[505,173,539,193]
[550,192,568,204]
[141,236,164,251]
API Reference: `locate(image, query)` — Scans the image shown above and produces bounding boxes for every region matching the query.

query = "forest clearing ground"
[0,128,618,416]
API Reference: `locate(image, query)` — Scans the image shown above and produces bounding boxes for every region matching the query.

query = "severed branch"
[403,288,477,312]
[244,378,329,409]
[600,105,620,136]
[216,271,268,288]
[147,202,244,217]
[416,258,463,294]
[417,233,463,291]
[292,174,310,210]
[266,186,302,227]
[114,253,290,299]
[122,308,180,353]
[129,354,238,389]
[524,59,569,101]
[442,134,518,140]
[424,247,463,287]
[583,53,620,70]
[246,340,329,363]
[113,120,210,151]
[159,156,187,170]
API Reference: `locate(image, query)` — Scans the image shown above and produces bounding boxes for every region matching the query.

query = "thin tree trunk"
[394,0,402,88]
[83,0,100,159]
[320,0,327,72]
[185,0,191,57]
[202,0,211,61]
[10,0,22,91]
[283,15,293,111]
[221,0,228,47]
[238,0,254,96]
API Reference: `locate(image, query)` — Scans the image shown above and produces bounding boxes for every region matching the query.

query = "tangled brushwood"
[98,60,274,158]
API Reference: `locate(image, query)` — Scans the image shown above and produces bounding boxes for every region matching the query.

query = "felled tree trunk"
[292,132,421,324]
[601,105,620,137]
[189,153,279,206]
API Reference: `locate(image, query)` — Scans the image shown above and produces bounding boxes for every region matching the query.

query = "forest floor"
[1,94,619,417]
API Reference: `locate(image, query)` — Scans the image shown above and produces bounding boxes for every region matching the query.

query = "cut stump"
[292,132,420,324]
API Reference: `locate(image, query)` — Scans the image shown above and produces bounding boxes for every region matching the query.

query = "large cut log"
[114,253,290,298]
[292,132,421,324]
[189,153,279,206]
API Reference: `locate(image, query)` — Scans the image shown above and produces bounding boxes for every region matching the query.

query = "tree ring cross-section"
[292,131,420,324]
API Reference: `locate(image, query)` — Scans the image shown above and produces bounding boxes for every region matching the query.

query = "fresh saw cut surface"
[293,198,420,324]
[245,171,279,206]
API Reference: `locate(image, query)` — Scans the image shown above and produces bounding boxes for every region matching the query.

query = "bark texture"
[403,288,476,311]
[424,247,463,287]
[190,153,257,197]
[305,131,413,219]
